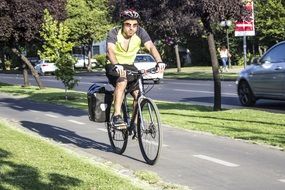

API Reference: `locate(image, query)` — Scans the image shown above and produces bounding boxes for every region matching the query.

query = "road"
[0,93,285,190]
[1,72,285,112]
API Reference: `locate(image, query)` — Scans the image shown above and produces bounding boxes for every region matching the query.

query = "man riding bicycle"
[105,9,165,129]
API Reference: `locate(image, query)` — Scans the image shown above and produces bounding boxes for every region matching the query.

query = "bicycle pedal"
[114,123,127,130]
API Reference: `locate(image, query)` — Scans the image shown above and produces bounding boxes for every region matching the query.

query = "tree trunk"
[207,33,221,111]
[174,44,181,72]
[22,63,29,87]
[87,43,92,72]
[11,48,44,89]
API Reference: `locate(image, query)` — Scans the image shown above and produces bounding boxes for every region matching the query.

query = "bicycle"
[106,67,162,165]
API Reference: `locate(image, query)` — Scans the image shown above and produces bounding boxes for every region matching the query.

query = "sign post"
[234,0,255,68]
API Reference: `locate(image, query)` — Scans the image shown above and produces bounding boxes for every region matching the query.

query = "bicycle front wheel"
[106,104,128,154]
[137,98,162,165]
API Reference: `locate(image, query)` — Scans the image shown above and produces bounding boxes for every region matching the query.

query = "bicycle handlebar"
[126,67,157,76]
[112,66,159,76]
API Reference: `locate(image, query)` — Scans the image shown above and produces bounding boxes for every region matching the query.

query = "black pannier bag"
[87,84,113,122]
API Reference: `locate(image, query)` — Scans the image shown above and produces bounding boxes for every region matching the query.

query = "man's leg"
[114,77,127,116]
[112,77,127,128]
[130,90,139,123]
[130,89,139,137]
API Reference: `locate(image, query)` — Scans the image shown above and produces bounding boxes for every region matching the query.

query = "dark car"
[236,41,285,106]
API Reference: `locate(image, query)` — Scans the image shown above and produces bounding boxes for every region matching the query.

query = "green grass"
[164,66,243,80]
[134,170,189,190]
[0,119,142,190]
[1,82,285,150]
[157,101,285,149]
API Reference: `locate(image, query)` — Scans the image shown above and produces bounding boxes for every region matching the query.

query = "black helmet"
[120,9,140,22]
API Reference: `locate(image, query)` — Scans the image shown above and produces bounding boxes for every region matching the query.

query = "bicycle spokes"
[138,98,162,165]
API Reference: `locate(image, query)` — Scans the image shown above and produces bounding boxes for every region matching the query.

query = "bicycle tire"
[137,98,162,165]
[107,104,128,154]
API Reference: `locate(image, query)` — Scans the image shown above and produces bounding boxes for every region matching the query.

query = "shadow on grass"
[165,113,285,148]
[163,111,285,127]
[157,101,213,112]
[0,148,82,190]
[0,97,87,117]
[20,121,112,151]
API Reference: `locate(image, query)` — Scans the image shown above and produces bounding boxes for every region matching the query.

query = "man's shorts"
[105,64,139,90]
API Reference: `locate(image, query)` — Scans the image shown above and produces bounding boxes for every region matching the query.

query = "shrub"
[94,54,107,67]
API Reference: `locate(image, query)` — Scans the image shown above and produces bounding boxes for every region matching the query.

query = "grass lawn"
[1,82,284,150]
[164,66,244,80]
[0,119,143,190]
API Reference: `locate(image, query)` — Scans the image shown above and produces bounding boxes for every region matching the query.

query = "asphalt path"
[0,93,285,190]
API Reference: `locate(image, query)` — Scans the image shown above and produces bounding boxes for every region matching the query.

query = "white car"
[73,54,97,68]
[134,54,163,83]
[34,60,57,76]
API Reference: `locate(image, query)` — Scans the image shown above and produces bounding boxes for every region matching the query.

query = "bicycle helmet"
[120,9,140,22]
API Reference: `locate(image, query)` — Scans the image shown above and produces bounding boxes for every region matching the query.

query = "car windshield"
[38,60,53,64]
[135,55,155,63]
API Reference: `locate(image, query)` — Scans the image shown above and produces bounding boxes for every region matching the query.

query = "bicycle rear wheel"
[137,98,162,165]
[107,104,128,154]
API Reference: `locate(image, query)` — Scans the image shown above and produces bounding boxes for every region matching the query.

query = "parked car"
[27,57,40,66]
[236,41,285,106]
[34,60,57,76]
[73,54,97,68]
[134,54,163,83]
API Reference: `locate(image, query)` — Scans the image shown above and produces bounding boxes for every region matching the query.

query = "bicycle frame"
[124,69,152,131]
[107,67,162,164]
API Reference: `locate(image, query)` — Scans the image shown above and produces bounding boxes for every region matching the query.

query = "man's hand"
[156,62,166,73]
[114,64,126,77]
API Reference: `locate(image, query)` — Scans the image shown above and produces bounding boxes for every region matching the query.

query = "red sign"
[235,0,255,36]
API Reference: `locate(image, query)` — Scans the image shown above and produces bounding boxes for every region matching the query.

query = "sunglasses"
[123,22,138,28]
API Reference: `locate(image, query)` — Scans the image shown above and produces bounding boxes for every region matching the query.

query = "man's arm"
[107,42,118,65]
[144,41,162,63]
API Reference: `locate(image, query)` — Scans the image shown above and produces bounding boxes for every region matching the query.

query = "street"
[1,72,285,112]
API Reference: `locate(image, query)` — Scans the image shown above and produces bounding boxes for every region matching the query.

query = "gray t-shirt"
[106,26,151,45]
[106,26,152,64]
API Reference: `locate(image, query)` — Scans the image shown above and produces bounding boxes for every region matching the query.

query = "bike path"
[0,93,285,190]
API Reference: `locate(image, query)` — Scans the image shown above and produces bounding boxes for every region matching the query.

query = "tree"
[66,0,112,71]
[111,0,244,111]
[39,10,74,61]
[55,54,78,100]
[254,0,285,53]
[39,9,77,99]
[0,0,67,88]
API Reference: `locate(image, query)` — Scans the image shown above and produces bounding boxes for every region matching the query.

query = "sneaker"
[112,115,126,129]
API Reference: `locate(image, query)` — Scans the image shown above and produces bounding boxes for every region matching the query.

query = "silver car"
[236,41,285,106]
[134,54,164,84]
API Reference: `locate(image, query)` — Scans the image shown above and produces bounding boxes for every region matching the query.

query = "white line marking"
[29,110,39,113]
[278,179,285,183]
[97,128,107,132]
[45,114,58,118]
[68,120,85,125]
[173,89,237,96]
[13,105,24,109]
[193,154,239,167]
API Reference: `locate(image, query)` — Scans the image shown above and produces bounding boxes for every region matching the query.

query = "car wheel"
[238,81,256,106]
[39,69,45,76]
